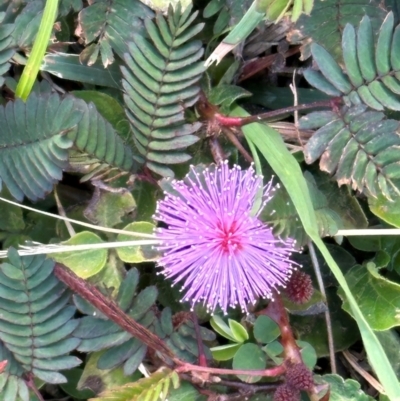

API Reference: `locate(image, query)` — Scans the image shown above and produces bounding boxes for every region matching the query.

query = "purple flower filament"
[153,161,297,314]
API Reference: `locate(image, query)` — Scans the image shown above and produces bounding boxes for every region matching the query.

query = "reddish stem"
[0,360,7,374]
[54,264,299,389]
[25,374,45,401]
[176,363,286,377]
[238,46,301,82]
[264,292,302,363]
[214,99,340,128]
[54,263,184,366]
[264,293,321,400]
[191,313,208,367]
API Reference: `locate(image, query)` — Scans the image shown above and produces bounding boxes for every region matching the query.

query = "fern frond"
[0,343,29,401]
[59,0,83,16]
[153,307,215,363]
[67,99,138,177]
[299,105,400,198]
[89,368,179,401]
[0,93,82,201]
[73,269,215,374]
[0,249,80,396]
[121,4,204,177]
[73,269,157,375]
[296,0,386,61]
[78,0,154,67]
[261,172,343,246]
[304,13,400,111]
[0,12,15,86]
[11,1,44,49]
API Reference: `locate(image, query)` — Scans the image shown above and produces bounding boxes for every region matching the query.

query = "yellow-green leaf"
[117,222,159,263]
[52,231,107,278]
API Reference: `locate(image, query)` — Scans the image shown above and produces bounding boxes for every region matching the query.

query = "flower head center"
[217,220,243,253]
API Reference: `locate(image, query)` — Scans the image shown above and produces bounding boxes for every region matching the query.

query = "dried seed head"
[172,311,191,329]
[286,363,314,391]
[285,270,313,304]
[273,384,300,401]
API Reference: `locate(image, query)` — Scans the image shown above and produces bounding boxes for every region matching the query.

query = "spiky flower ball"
[153,161,299,314]
[273,384,300,401]
[286,363,314,391]
[285,270,313,304]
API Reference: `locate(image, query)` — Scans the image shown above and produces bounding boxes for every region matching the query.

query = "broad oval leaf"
[52,231,107,278]
[116,222,159,263]
[253,315,280,344]
[210,343,242,361]
[315,374,375,400]
[210,315,237,342]
[228,319,249,343]
[339,263,400,330]
[232,343,267,383]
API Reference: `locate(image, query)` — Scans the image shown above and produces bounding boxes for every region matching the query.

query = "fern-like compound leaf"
[90,368,180,401]
[0,93,83,201]
[121,4,204,177]
[261,172,344,246]
[299,105,400,198]
[152,307,215,364]
[0,12,15,86]
[67,99,138,177]
[0,249,80,396]
[78,0,154,67]
[304,13,400,111]
[59,0,83,16]
[73,269,215,375]
[73,269,157,376]
[0,343,28,401]
[296,0,386,62]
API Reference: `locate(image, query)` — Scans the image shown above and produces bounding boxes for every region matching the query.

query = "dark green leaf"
[253,316,280,344]
[339,263,400,330]
[232,343,267,383]
[296,0,386,62]
[0,93,82,201]
[122,5,203,176]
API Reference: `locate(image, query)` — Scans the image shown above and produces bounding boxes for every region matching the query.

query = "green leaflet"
[0,93,82,201]
[357,16,377,82]
[261,171,348,246]
[73,269,214,374]
[0,91,137,201]
[0,13,15,87]
[67,98,138,177]
[305,13,400,112]
[0,249,80,400]
[58,0,83,16]
[375,13,394,75]
[78,0,154,67]
[300,105,400,198]
[301,13,400,199]
[41,54,123,89]
[90,368,180,401]
[233,105,400,400]
[121,3,204,177]
[296,0,386,62]
[315,374,375,400]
